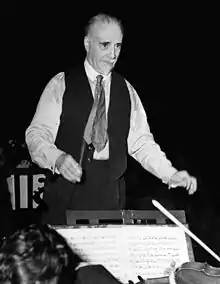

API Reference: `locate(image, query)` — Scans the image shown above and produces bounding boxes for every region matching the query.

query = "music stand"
[66,209,194,261]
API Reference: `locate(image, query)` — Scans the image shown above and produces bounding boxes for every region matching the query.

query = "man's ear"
[84,36,90,52]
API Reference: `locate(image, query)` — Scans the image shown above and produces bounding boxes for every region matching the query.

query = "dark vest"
[55,66,131,180]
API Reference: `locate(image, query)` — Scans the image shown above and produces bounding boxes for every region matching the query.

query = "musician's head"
[0,224,82,284]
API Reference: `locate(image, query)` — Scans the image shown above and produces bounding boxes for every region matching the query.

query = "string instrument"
[174,261,220,284]
[132,262,220,283]
[139,262,220,283]
[129,200,220,284]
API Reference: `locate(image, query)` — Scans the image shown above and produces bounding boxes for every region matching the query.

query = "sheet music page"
[58,227,125,276]
[57,225,190,283]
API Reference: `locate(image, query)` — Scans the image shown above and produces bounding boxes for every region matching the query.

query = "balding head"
[85,13,124,38]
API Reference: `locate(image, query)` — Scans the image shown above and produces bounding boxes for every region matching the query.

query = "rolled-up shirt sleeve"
[126,80,177,184]
[25,72,65,173]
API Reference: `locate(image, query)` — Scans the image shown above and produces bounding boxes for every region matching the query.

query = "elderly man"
[25,13,197,225]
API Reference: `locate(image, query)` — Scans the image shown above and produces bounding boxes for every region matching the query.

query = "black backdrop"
[1,2,219,265]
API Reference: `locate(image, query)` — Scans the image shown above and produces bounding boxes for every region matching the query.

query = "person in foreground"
[0,223,128,284]
[25,13,197,225]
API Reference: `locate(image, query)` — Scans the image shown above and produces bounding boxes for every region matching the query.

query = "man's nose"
[109,47,117,59]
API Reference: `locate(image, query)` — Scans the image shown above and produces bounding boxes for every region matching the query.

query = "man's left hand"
[168,170,197,195]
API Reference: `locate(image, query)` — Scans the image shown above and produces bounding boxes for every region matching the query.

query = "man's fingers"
[62,168,81,183]
[169,171,197,194]
[66,156,82,176]
[182,176,197,195]
[60,154,82,183]
[188,177,197,195]
[65,155,82,175]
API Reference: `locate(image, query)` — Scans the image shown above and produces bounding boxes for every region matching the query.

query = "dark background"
[1,2,219,266]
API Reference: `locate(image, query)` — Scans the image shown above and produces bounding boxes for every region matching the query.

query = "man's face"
[84,21,123,75]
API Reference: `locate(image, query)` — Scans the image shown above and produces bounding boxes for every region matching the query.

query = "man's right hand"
[55,153,82,183]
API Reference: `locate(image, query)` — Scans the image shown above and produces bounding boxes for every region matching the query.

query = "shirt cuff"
[161,167,178,184]
[42,146,65,174]
[145,157,178,184]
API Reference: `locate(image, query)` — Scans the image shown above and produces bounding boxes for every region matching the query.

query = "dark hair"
[0,224,82,283]
[84,13,124,37]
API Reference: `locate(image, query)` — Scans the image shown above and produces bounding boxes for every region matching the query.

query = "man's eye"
[116,43,122,49]
[100,42,109,48]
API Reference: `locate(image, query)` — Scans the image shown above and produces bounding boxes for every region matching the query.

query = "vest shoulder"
[112,70,125,81]
[113,70,135,89]
[65,65,85,78]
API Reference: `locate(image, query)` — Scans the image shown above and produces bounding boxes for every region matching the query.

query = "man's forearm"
[25,127,64,173]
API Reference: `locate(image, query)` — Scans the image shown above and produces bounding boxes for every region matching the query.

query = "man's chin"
[102,62,115,75]
[103,70,111,75]
[101,65,114,75]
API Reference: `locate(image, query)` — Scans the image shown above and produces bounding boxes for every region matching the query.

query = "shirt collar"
[84,59,111,83]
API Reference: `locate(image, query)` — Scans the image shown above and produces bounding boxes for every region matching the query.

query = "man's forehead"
[91,21,123,42]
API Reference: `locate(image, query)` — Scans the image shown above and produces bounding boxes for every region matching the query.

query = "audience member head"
[0,224,82,283]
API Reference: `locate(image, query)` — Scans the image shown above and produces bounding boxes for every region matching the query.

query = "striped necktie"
[83,75,108,152]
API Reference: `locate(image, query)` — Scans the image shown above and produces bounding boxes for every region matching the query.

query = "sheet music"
[57,225,190,283]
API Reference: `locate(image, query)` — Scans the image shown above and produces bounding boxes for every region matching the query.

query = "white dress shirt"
[25,60,177,184]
